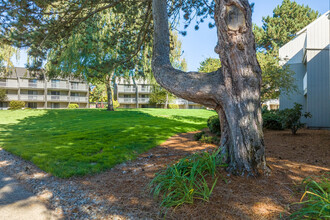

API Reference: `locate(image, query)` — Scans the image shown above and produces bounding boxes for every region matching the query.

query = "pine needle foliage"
[149,148,227,208]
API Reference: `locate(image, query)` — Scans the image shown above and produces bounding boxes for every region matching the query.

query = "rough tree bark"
[105,73,114,111]
[152,0,269,176]
[164,93,168,109]
[132,76,139,108]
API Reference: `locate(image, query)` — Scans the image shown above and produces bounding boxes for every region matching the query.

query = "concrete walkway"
[0,171,58,220]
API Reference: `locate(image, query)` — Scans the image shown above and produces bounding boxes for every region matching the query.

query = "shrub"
[194,131,205,141]
[68,103,79,109]
[104,100,120,109]
[290,175,330,219]
[149,149,227,208]
[169,104,179,109]
[207,115,221,136]
[200,135,213,144]
[262,111,284,130]
[9,100,25,110]
[199,134,220,144]
[113,100,120,109]
[281,103,312,135]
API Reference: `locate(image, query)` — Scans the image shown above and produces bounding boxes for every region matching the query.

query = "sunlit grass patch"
[0,108,216,178]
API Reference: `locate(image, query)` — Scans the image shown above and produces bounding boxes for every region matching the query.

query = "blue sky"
[12,0,330,71]
[177,0,329,71]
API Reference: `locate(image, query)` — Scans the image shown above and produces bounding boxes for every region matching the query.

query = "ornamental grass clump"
[149,148,227,208]
[290,175,330,219]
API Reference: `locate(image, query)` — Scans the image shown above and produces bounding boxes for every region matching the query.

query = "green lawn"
[0,108,216,178]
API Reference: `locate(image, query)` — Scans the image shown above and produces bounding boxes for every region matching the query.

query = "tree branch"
[152,0,224,108]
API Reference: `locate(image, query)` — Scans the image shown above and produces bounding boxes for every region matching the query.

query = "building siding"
[279,11,330,128]
[307,50,330,128]
[279,63,306,109]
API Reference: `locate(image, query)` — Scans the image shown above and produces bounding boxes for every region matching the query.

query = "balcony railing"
[174,99,188,105]
[47,95,69,102]
[0,81,6,87]
[188,101,198,105]
[139,98,150,103]
[70,96,88,102]
[139,86,151,93]
[20,81,44,89]
[20,94,45,101]
[47,82,69,89]
[124,87,136,92]
[6,94,18,101]
[118,98,136,103]
[0,80,18,88]
[71,84,88,91]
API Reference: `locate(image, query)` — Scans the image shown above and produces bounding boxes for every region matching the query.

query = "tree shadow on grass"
[0,109,213,178]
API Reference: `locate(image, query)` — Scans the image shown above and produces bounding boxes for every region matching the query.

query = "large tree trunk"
[106,74,114,111]
[164,93,168,109]
[132,76,139,108]
[152,0,269,176]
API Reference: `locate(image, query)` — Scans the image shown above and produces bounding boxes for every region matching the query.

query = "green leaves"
[198,58,221,73]
[257,51,296,102]
[290,175,330,219]
[252,0,319,102]
[281,103,312,135]
[149,148,227,208]
[254,0,320,52]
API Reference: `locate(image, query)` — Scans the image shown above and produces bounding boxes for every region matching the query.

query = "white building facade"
[0,67,89,109]
[113,78,204,109]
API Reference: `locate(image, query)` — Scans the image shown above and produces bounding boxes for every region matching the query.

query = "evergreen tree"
[0,44,18,74]
[45,8,152,111]
[198,58,221,73]
[252,0,319,102]
[254,0,319,52]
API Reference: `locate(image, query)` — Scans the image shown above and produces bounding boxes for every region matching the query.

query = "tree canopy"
[254,0,319,52]
[252,0,319,102]
[198,58,221,73]
[0,43,18,74]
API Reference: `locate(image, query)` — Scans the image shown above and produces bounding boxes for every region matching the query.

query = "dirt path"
[0,171,58,220]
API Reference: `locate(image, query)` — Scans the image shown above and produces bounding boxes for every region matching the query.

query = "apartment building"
[0,67,89,109]
[114,78,203,109]
[279,11,330,128]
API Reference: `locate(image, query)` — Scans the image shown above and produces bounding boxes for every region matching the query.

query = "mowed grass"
[0,108,216,178]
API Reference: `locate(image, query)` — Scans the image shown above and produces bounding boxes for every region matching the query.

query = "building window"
[124,85,135,92]
[28,102,37,109]
[0,102,8,109]
[51,91,60,100]
[28,90,38,100]
[0,79,6,86]
[71,82,79,90]
[71,92,79,101]
[51,79,60,88]
[51,103,60,109]
[125,104,130,108]
[28,79,37,87]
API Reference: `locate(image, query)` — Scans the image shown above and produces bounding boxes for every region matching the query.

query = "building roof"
[296,10,330,35]
[0,67,44,79]
[1,67,87,82]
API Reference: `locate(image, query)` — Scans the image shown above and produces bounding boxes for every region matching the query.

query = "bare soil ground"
[74,129,330,219]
